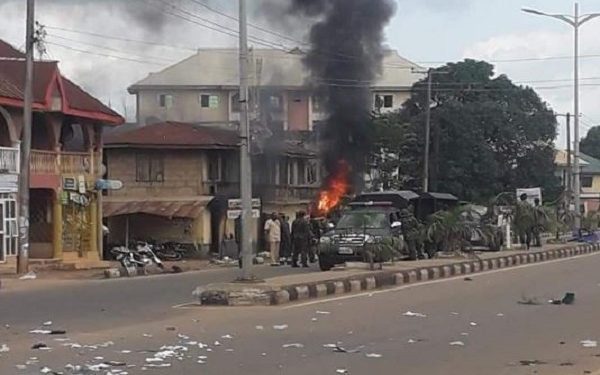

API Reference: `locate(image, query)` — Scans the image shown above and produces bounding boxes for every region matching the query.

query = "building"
[103,121,319,255]
[555,150,600,213]
[0,40,123,270]
[128,48,422,129]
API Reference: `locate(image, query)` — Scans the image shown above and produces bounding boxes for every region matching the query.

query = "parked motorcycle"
[110,242,164,276]
[134,241,165,271]
[154,242,187,261]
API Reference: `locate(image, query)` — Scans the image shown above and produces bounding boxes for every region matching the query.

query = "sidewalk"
[197,242,600,307]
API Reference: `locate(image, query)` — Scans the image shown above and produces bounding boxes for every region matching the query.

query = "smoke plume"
[288,0,396,191]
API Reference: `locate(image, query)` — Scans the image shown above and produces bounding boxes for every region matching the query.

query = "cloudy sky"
[1,0,599,148]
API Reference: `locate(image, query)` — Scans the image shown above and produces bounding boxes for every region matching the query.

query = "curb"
[200,243,600,306]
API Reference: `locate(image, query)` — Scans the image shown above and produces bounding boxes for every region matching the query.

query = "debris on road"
[0,343,9,352]
[336,369,349,374]
[518,296,543,305]
[282,343,304,348]
[19,271,37,280]
[31,342,49,350]
[221,334,233,339]
[43,321,53,326]
[316,311,331,315]
[255,325,264,330]
[449,341,465,346]
[273,324,289,330]
[402,311,427,318]
[580,340,598,348]
[365,353,382,358]
[519,360,547,366]
[469,322,478,327]
[165,326,176,331]
[496,313,505,317]
[464,277,473,281]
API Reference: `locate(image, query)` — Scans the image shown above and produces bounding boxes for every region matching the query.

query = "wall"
[372,91,411,114]
[106,149,207,197]
[137,89,230,124]
[581,174,600,194]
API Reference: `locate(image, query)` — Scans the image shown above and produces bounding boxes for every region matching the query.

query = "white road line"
[283,251,600,310]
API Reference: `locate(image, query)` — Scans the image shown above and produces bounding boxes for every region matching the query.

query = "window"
[0,194,17,260]
[306,160,318,185]
[383,95,394,108]
[200,94,219,109]
[158,94,173,108]
[136,153,164,182]
[231,93,240,113]
[582,176,593,188]
[208,154,222,182]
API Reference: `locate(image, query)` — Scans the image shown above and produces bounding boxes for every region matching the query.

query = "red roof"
[0,39,123,125]
[0,40,25,59]
[104,122,240,149]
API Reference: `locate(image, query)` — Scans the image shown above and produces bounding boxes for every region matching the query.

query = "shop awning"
[103,197,213,219]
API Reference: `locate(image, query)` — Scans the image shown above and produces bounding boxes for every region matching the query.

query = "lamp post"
[522,3,600,228]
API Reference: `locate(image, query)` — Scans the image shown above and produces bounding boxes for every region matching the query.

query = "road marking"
[283,251,600,310]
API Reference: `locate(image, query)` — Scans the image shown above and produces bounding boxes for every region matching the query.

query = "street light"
[522,3,600,228]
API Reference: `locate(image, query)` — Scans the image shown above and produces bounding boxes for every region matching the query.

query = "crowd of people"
[263,211,323,268]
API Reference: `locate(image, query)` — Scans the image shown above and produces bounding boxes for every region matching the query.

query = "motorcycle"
[110,242,164,276]
[134,241,164,271]
[154,242,187,261]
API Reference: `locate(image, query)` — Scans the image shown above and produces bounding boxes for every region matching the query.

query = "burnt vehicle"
[317,202,404,271]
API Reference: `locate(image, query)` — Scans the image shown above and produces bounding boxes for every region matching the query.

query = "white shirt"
[264,219,281,242]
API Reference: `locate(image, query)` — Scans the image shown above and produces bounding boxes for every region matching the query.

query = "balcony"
[30,150,95,176]
[259,184,319,202]
[0,146,19,174]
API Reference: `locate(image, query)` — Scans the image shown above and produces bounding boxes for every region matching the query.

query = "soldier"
[400,208,423,261]
[279,214,292,265]
[291,211,312,268]
[309,214,323,263]
[532,198,544,248]
[515,194,534,250]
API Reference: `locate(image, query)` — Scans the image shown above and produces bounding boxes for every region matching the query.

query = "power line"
[45,41,167,66]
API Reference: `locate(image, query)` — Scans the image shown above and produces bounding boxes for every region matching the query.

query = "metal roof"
[103,196,213,219]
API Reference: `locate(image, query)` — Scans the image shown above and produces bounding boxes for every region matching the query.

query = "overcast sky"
[1,0,599,148]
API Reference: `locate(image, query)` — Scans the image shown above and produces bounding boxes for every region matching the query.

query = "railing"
[61,152,91,175]
[0,146,19,174]
[31,150,58,174]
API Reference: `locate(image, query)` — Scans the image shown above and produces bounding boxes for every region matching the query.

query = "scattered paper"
[365,353,382,358]
[336,369,349,374]
[407,339,417,344]
[273,325,289,330]
[255,325,264,330]
[469,322,478,327]
[221,334,233,339]
[311,318,318,322]
[449,341,465,346]
[42,321,53,326]
[142,334,153,338]
[496,313,505,317]
[213,341,221,346]
[19,271,37,280]
[403,311,427,318]
[323,344,338,348]
[316,311,331,315]
[40,367,52,374]
[29,329,51,335]
[282,343,304,348]
[581,340,598,348]
[460,332,469,336]
[0,344,9,353]
[451,312,460,315]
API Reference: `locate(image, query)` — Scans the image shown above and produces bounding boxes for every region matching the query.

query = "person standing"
[292,211,312,268]
[264,213,281,266]
[279,214,292,265]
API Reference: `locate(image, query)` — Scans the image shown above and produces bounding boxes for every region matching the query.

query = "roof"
[103,196,213,219]
[421,192,459,201]
[129,49,422,92]
[356,190,420,201]
[579,153,600,174]
[104,121,240,149]
[0,39,123,125]
[555,149,589,167]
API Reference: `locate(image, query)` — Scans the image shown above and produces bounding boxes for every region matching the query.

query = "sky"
[1,0,599,149]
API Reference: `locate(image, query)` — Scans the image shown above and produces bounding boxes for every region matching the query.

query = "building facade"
[0,40,123,270]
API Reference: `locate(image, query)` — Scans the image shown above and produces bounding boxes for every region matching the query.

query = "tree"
[580,126,600,159]
[375,59,561,202]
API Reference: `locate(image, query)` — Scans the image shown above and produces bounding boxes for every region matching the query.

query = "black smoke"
[287,0,396,191]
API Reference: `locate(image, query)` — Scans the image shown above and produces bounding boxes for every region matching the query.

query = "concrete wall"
[373,91,411,114]
[137,89,230,124]
[106,149,208,197]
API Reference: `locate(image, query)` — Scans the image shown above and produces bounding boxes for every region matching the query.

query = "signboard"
[63,177,76,191]
[228,198,261,210]
[78,175,86,194]
[516,188,542,206]
[227,209,260,220]
[95,179,124,191]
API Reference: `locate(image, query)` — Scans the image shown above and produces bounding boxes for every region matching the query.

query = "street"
[2,253,600,374]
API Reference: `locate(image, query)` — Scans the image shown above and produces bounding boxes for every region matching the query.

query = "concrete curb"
[198,243,600,306]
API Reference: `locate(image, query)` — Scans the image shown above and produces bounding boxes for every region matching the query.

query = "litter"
[464,277,473,281]
[40,367,52,374]
[31,343,48,350]
[273,325,289,330]
[197,360,206,364]
[519,360,547,366]
[580,340,598,348]
[311,318,318,322]
[496,313,505,317]
[336,369,349,374]
[104,361,127,367]
[323,344,338,348]
[469,322,478,327]
[255,325,264,330]
[15,365,26,370]
[87,363,111,371]
[407,339,417,344]
[451,312,460,315]
[0,344,9,352]
[402,311,427,318]
[120,350,132,354]
[43,321,53,326]
[19,271,37,280]
[165,327,177,331]
[316,311,331,315]
[177,334,190,340]
[29,329,51,334]
[282,343,304,348]
[333,345,364,353]
[518,297,543,305]
[145,363,172,368]
[365,353,382,358]
[221,334,233,339]
[142,334,153,338]
[225,349,234,352]
[94,356,104,360]
[460,332,469,336]
[449,341,465,346]
[214,340,221,346]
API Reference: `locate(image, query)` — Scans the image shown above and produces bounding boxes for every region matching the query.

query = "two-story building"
[555,149,600,213]
[0,39,123,270]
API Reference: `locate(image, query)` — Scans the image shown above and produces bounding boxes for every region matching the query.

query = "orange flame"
[316,161,350,215]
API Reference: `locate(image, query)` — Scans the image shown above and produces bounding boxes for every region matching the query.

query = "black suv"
[317,203,403,271]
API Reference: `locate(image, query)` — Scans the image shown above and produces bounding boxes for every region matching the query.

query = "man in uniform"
[279,213,292,265]
[400,208,423,261]
[291,211,312,268]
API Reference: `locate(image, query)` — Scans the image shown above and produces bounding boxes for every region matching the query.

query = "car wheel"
[319,257,334,271]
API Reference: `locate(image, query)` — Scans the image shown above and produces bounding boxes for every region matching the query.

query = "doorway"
[0,194,18,262]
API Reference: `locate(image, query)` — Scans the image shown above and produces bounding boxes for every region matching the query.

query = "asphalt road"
[2,253,600,375]
[0,264,317,332]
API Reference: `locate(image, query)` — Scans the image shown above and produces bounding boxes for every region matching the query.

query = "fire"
[316,161,350,215]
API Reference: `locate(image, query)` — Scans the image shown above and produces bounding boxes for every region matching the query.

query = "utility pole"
[17,0,35,274]
[523,2,600,228]
[238,0,254,281]
[566,113,572,206]
[422,69,433,193]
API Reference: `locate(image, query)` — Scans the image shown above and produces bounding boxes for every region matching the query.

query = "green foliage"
[370,59,561,202]
[581,211,600,232]
[424,207,472,252]
[363,237,401,270]
[581,127,600,160]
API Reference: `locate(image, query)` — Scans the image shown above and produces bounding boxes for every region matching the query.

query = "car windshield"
[336,212,389,229]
